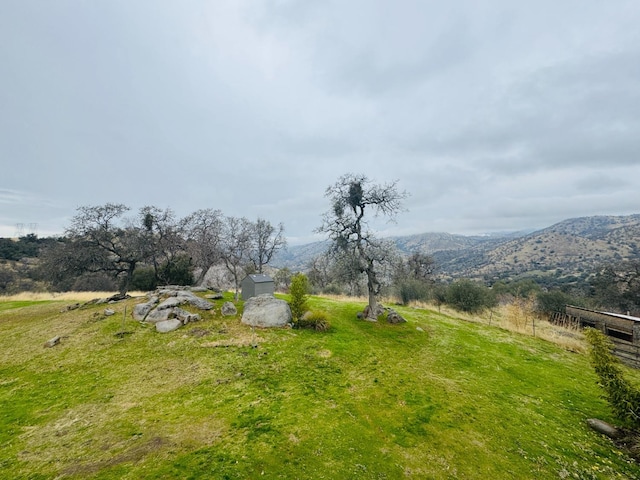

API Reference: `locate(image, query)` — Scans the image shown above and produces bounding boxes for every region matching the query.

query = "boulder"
[104,308,116,316]
[132,296,159,321]
[221,301,238,316]
[386,309,407,324]
[241,294,291,328]
[157,297,184,310]
[174,307,201,325]
[186,295,214,311]
[177,291,214,310]
[156,319,182,333]
[206,293,224,300]
[587,418,621,439]
[145,307,174,323]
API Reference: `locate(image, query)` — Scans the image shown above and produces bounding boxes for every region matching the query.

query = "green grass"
[1,293,639,479]
[0,300,57,312]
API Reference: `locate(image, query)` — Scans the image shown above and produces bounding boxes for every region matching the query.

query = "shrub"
[584,328,640,427]
[536,290,581,318]
[445,279,496,313]
[289,273,309,322]
[396,278,430,305]
[298,310,331,332]
[322,284,343,296]
[158,254,194,286]
[130,267,157,291]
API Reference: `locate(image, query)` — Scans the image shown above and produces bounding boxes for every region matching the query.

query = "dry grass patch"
[409,299,587,353]
[0,291,148,302]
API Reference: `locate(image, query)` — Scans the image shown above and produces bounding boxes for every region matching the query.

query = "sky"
[1,1,639,244]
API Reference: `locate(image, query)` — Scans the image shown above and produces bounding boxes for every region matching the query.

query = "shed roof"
[567,305,640,323]
[244,274,274,283]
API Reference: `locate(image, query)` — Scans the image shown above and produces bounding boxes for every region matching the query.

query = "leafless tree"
[317,173,408,319]
[66,203,152,294]
[138,206,184,284]
[180,208,224,285]
[219,216,253,300]
[249,218,286,274]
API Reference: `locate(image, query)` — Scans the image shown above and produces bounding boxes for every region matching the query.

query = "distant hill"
[275,214,640,283]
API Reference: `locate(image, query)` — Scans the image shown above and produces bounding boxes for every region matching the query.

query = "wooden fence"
[553,305,640,368]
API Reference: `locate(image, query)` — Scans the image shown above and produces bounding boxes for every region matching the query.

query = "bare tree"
[307,251,334,291]
[219,216,253,300]
[317,173,408,319]
[66,203,152,294]
[249,218,287,274]
[138,206,184,285]
[180,208,224,285]
[407,252,436,282]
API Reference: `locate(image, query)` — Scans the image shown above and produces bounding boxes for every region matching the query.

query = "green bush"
[130,267,157,291]
[289,273,309,322]
[445,279,496,313]
[158,254,194,286]
[536,290,583,317]
[584,328,640,427]
[397,278,430,305]
[322,284,343,295]
[298,310,331,332]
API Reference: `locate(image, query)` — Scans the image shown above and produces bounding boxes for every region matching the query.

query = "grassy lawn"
[1,293,639,479]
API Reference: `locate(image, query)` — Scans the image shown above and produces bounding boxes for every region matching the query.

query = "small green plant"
[584,328,640,427]
[289,273,309,323]
[298,310,331,332]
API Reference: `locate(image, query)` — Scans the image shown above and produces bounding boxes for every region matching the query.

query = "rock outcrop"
[132,287,213,332]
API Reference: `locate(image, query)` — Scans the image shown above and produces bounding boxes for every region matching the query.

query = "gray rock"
[205,293,224,300]
[174,307,202,325]
[187,296,214,310]
[132,296,159,321]
[221,301,237,316]
[145,307,175,323]
[387,309,407,324]
[104,308,116,316]
[44,336,61,348]
[156,319,182,333]
[157,297,184,310]
[241,294,291,328]
[177,291,214,310]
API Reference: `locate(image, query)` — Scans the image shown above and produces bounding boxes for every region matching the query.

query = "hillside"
[437,215,640,281]
[277,214,640,283]
[1,294,640,478]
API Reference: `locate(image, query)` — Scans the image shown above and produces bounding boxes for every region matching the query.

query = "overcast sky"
[1,1,639,244]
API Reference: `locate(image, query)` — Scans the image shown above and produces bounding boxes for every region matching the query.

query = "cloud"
[1,1,640,243]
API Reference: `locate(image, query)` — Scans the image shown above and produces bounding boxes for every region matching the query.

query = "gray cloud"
[1,1,640,241]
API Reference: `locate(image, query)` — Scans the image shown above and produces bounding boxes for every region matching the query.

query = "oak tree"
[318,173,408,320]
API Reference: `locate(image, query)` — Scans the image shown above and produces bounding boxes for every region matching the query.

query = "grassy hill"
[1,293,640,479]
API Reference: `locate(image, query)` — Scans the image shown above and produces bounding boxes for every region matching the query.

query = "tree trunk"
[120,261,136,295]
[365,266,379,320]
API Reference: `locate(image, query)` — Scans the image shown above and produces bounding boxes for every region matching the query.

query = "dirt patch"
[61,436,169,476]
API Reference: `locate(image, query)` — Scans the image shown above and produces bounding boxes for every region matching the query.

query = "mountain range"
[275,214,640,283]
